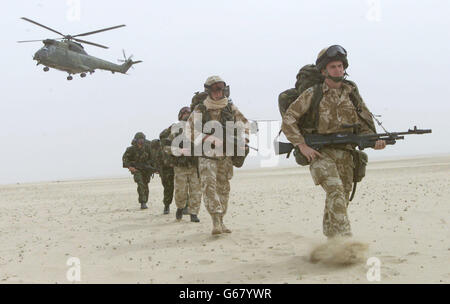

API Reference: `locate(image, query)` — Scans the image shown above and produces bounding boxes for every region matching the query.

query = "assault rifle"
[275,126,432,155]
[129,162,158,175]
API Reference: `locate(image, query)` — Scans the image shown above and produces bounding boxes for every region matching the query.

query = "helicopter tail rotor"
[118,49,141,70]
[118,49,134,62]
[118,50,142,74]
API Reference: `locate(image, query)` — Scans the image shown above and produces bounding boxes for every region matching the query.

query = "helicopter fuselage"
[33,40,132,75]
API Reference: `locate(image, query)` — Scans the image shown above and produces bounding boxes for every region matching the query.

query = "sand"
[0,155,449,283]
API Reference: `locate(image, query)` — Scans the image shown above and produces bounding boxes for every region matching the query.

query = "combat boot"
[219,214,231,233]
[176,208,183,221]
[182,206,189,215]
[190,214,200,223]
[211,214,222,235]
[140,203,148,210]
[163,204,170,215]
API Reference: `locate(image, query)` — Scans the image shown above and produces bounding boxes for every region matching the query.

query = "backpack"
[278,64,324,117]
[190,91,208,112]
[159,124,195,167]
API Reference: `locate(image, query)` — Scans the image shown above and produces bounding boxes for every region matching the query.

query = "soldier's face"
[210,83,225,100]
[324,61,345,77]
[137,139,144,148]
[181,112,190,121]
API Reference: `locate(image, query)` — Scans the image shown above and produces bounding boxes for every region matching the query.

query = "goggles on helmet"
[324,45,347,58]
[210,83,225,92]
[207,83,230,98]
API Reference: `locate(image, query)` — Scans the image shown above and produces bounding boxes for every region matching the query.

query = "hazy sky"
[1,0,449,184]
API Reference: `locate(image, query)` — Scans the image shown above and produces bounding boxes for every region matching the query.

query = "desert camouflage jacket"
[282,82,375,147]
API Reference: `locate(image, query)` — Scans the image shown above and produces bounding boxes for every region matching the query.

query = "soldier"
[122,132,157,210]
[162,106,202,222]
[186,76,249,235]
[281,45,386,239]
[158,125,175,215]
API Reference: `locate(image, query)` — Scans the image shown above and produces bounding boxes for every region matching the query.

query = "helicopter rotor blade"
[17,39,46,43]
[72,24,125,38]
[20,17,65,37]
[73,38,109,49]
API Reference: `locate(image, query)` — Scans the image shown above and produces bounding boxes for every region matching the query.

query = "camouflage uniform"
[122,139,156,206]
[186,94,249,234]
[162,122,202,216]
[198,157,233,215]
[157,127,175,207]
[173,166,201,214]
[160,166,174,206]
[282,82,375,238]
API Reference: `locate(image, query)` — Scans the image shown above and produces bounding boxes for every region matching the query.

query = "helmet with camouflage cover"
[315,45,348,72]
[178,106,191,121]
[204,75,230,98]
[134,132,146,140]
[204,75,226,88]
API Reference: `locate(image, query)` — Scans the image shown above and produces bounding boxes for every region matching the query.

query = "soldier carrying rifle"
[122,132,158,210]
[281,45,387,239]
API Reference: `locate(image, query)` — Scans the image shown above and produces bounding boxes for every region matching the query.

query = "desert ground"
[1,155,449,283]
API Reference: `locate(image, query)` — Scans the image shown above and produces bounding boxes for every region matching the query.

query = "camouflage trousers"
[174,166,202,215]
[309,147,354,238]
[133,171,151,204]
[160,166,174,206]
[198,157,233,215]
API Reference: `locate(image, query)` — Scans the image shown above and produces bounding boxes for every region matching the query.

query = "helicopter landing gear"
[80,73,86,78]
[43,67,49,72]
[67,75,73,81]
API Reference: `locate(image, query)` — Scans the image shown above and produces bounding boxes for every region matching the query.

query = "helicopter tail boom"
[119,59,142,74]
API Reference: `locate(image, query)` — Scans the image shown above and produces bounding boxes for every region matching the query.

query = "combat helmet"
[315,45,348,72]
[204,75,225,88]
[134,132,146,140]
[204,75,230,98]
[132,132,146,145]
[178,106,191,121]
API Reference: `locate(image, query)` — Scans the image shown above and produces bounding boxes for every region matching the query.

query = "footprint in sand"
[381,265,400,278]
[378,255,408,264]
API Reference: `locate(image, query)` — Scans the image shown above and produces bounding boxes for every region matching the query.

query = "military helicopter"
[18,17,142,80]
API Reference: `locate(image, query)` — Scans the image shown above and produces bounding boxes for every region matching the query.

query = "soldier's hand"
[374,140,386,150]
[129,167,137,173]
[298,143,322,162]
